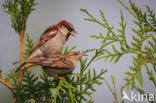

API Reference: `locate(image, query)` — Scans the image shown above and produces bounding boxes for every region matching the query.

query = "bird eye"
[74,52,78,55]
[65,26,73,31]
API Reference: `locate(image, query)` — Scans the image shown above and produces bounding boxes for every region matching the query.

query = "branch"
[0,71,15,93]
[18,63,35,84]
[103,75,119,103]
[118,0,137,18]
[126,43,154,64]
[18,25,26,85]
[20,25,26,63]
[0,70,17,103]
[0,79,15,93]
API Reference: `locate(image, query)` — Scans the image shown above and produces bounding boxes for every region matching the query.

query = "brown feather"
[31,25,58,52]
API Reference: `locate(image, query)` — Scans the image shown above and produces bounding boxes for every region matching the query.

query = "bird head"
[67,51,84,60]
[57,20,76,37]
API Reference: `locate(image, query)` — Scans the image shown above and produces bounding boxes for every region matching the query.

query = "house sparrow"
[14,20,76,65]
[30,20,76,59]
[15,51,83,80]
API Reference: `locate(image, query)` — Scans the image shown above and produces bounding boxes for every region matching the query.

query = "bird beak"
[70,30,77,37]
[78,53,84,59]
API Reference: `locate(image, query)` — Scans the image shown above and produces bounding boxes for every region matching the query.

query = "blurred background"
[0,0,156,102]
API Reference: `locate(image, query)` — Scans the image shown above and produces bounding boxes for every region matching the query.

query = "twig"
[103,75,119,103]
[118,0,137,18]
[126,43,154,64]
[20,26,26,63]
[0,70,16,102]
[18,63,35,84]
[18,25,26,84]
[18,69,25,84]
[0,79,15,93]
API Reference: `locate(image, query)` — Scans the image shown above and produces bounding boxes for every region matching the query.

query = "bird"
[29,20,76,59]
[15,51,84,80]
[14,20,76,66]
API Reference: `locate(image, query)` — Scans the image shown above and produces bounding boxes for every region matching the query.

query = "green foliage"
[13,71,40,102]
[129,0,156,32]
[24,33,34,59]
[4,67,20,84]
[2,0,38,34]
[103,75,119,103]
[0,31,106,102]
[11,45,107,103]
[2,0,107,102]
[81,8,130,64]
[81,0,156,103]
[4,33,33,85]
[2,0,156,103]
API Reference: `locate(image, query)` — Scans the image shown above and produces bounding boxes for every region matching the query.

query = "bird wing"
[50,60,73,69]
[31,25,58,52]
[39,58,74,69]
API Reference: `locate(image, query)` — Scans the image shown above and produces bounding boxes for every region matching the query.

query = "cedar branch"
[18,63,35,84]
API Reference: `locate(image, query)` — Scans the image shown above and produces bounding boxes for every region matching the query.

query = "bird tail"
[15,63,26,72]
[13,61,21,65]
[13,57,42,72]
[13,59,30,72]
[13,58,32,65]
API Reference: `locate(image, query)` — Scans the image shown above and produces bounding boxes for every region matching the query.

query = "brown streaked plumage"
[15,51,83,80]
[28,20,76,59]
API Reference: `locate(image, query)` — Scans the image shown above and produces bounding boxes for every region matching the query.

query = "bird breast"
[44,67,74,75]
[40,31,66,55]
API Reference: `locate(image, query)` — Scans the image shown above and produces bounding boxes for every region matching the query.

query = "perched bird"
[14,20,76,65]
[15,51,83,80]
[29,20,76,59]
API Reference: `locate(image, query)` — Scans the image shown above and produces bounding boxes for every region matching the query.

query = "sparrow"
[14,20,76,65]
[15,51,83,80]
[30,20,76,59]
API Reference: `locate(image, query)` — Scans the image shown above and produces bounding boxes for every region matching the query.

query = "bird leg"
[50,74,66,81]
[57,77,66,81]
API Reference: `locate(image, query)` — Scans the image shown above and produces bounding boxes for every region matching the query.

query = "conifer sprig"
[81,0,156,102]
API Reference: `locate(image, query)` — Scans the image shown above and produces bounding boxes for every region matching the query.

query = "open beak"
[70,30,77,37]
